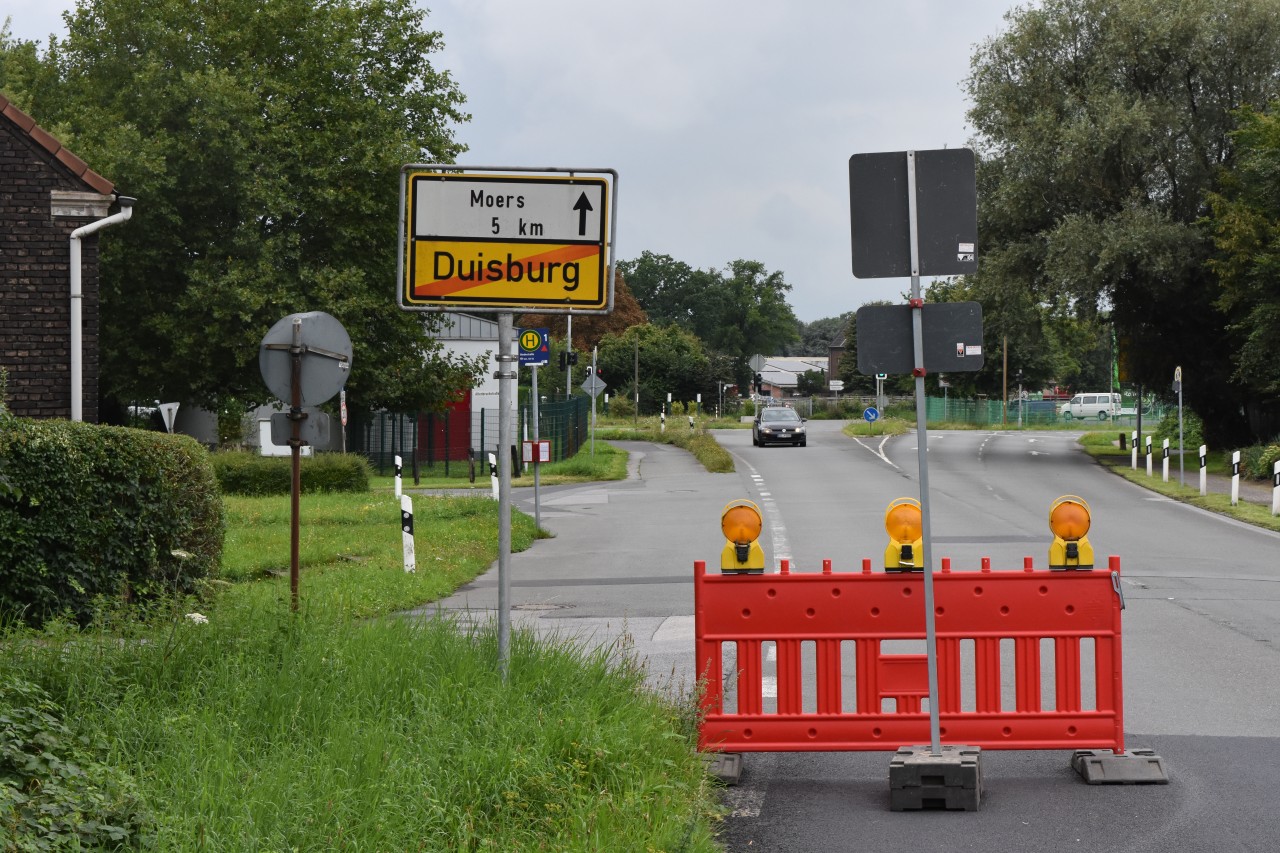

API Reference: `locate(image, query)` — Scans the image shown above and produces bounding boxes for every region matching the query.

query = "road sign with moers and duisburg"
[398,169,616,314]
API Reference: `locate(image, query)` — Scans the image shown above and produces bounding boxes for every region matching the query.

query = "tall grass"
[3,487,726,850]
[3,602,722,850]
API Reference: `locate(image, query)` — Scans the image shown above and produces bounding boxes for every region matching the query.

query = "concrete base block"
[1071,748,1170,784]
[889,745,983,811]
[701,752,743,785]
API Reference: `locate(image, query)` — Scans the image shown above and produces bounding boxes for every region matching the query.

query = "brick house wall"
[1,92,117,423]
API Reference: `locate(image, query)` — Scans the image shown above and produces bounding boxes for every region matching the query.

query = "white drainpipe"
[69,196,135,421]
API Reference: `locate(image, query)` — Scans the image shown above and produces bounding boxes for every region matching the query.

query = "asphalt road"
[425,422,1280,852]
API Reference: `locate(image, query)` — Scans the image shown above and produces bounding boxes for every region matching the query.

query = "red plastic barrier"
[695,556,1126,753]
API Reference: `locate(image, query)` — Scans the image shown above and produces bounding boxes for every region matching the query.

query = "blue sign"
[863,406,880,423]
[518,328,550,367]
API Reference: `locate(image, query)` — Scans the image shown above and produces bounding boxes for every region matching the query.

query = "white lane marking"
[734,455,793,573]
[850,434,899,469]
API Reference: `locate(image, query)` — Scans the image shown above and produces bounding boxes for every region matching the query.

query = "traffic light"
[568,351,579,366]
[558,351,567,370]
[754,373,763,392]
[1048,495,1094,570]
[595,366,603,379]
[720,500,765,574]
[883,497,924,572]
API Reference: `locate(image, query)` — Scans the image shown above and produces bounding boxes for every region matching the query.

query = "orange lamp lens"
[884,503,922,541]
[1049,501,1090,540]
[722,504,762,544]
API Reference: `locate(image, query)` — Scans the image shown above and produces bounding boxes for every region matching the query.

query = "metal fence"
[352,395,593,476]
[781,395,1168,427]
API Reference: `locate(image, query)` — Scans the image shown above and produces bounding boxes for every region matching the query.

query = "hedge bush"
[1237,442,1280,481]
[211,451,371,496]
[0,416,224,627]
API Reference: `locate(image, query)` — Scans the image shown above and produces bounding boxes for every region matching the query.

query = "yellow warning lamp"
[720,500,765,574]
[883,497,924,572]
[1049,495,1094,570]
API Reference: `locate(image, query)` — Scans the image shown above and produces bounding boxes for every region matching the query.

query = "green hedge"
[212,451,371,496]
[0,416,225,627]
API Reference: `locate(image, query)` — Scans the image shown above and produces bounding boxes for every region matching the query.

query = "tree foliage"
[596,324,713,414]
[1,0,484,417]
[965,0,1280,442]
[617,251,799,387]
[790,313,851,356]
[1207,104,1280,407]
[517,271,648,354]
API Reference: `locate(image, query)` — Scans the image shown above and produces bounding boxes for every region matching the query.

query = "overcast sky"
[6,0,1019,325]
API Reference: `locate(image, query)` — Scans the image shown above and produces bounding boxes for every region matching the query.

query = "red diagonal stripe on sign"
[415,243,601,298]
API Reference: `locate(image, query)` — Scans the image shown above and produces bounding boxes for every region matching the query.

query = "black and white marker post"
[400,494,416,573]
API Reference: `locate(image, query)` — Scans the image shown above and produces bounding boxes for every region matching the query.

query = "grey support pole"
[906,150,943,756]
[497,313,515,679]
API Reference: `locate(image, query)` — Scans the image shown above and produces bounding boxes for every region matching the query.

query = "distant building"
[1,92,123,422]
[758,355,830,397]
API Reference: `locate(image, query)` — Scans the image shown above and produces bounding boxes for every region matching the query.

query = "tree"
[596,324,713,415]
[965,0,1280,443]
[2,0,484,418]
[790,314,852,356]
[617,252,799,387]
[517,271,647,353]
[1207,104,1280,422]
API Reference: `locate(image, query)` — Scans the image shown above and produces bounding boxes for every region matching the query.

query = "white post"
[1146,436,1153,477]
[488,451,499,501]
[400,495,416,573]
[1231,450,1241,506]
[1162,439,1170,483]
[1199,445,1208,496]
[1272,460,1279,517]
[1131,431,1138,470]
[394,454,403,498]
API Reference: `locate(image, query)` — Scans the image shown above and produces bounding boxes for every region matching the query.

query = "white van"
[1059,392,1122,421]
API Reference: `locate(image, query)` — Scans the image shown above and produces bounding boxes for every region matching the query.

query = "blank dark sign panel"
[849,149,978,279]
[855,302,984,375]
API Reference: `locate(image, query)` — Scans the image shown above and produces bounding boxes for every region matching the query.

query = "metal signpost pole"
[532,363,541,530]
[906,150,943,756]
[289,318,303,613]
[497,313,515,680]
[565,313,573,401]
[1175,366,1185,486]
[591,347,598,457]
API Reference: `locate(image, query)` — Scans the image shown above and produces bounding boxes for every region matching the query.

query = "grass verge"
[842,417,911,438]
[1079,433,1280,533]
[370,439,630,491]
[2,490,726,850]
[595,422,734,473]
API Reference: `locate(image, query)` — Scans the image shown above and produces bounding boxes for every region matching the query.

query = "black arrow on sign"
[573,192,593,236]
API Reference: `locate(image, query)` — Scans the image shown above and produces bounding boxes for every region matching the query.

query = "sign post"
[520,327,550,528]
[259,311,352,612]
[851,148,981,793]
[1173,366,1184,486]
[398,165,616,680]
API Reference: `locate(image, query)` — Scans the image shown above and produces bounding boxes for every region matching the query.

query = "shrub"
[1152,408,1204,449]
[1237,443,1280,480]
[212,451,371,496]
[607,393,635,418]
[0,417,224,627]
[0,676,155,850]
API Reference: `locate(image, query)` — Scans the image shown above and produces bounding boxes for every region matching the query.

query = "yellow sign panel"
[519,329,543,352]
[402,171,612,312]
